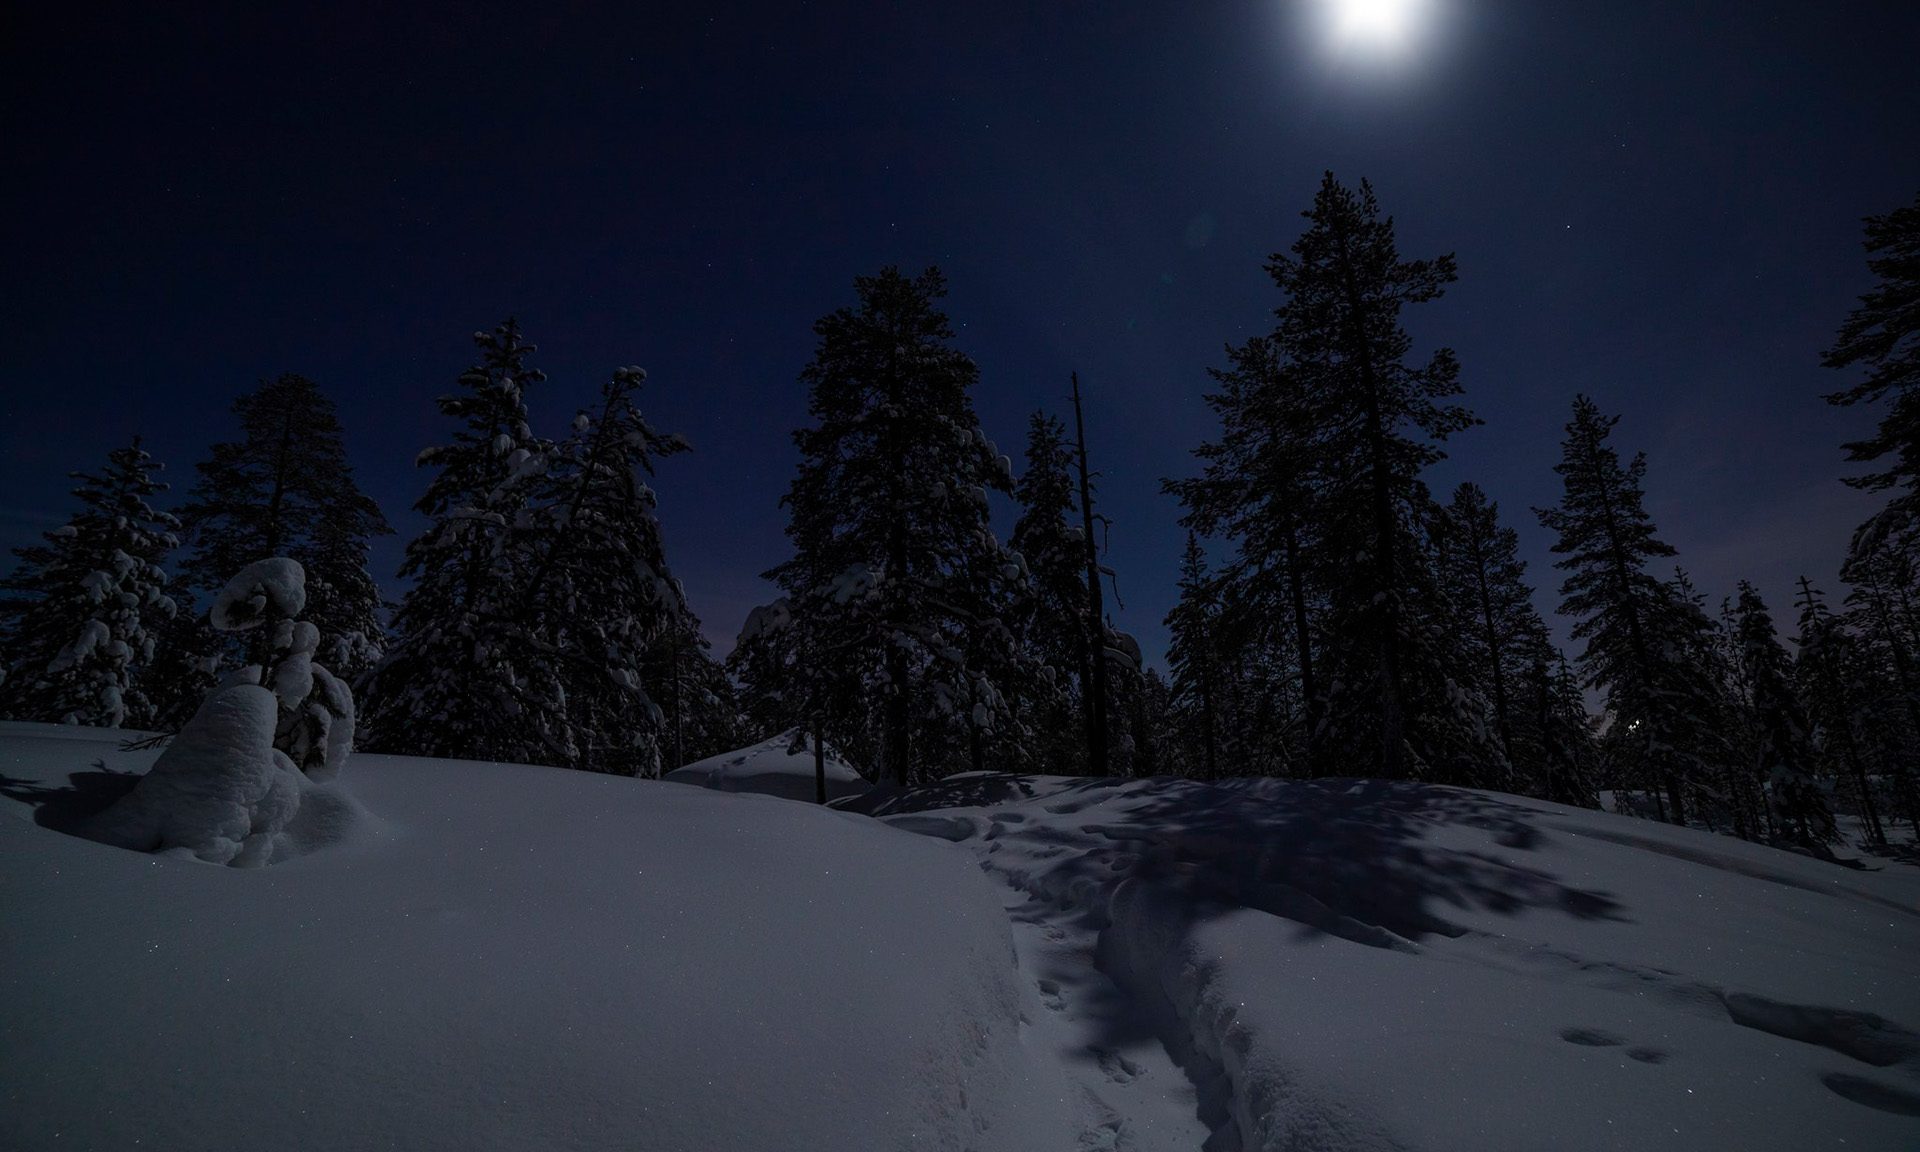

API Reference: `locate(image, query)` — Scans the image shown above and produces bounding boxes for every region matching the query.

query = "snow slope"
[0,722,1080,1152]
[850,773,1920,1151]
[664,731,869,802]
[7,721,1919,1151]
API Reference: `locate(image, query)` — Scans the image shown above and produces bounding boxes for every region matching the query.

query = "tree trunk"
[1283,521,1320,776]
[1071,373,1108,778]
[813,716,827,805]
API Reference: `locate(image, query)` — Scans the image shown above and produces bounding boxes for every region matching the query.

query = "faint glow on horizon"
[1317,0,1431,61]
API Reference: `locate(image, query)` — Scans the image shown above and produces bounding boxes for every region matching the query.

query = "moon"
[1323,0,1427,55]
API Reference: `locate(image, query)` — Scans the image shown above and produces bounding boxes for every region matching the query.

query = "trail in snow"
[852,771,1920,1152]
[867,782,1228,1151]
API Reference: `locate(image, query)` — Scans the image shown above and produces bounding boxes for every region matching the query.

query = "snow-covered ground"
[664,731,869,802]
[5,723,1919,1150]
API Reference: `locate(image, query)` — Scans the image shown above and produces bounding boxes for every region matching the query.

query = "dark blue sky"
[5,1,1917,663]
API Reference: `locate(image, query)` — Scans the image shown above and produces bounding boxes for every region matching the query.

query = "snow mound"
[0,724,1081,1152]
[851,773,1920,1152]
[665,731,869,802]
[80,685,307,866]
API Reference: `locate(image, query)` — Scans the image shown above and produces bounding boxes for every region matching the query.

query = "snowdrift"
[0,723,1075,1152]
[664,731,868,802]
[851,773,1920,1151]
[8,720,1919,1151]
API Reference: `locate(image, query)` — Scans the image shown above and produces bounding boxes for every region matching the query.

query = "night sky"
[5,1,1918,664]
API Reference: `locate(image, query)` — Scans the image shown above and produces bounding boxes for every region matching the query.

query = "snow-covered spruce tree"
[0,438,178,728]
[1729,581,1834,845]
[359,320,565,764]
[522,366,693,777]
[1260,173,1487,781]
[1165,532,1223,779]
[1010,410,1089,773]
[178,373,392,682]
[763,266,1031,784]
[1435,482,1549,789]
[1535,396,1722,825]
[1794,578,1886,845]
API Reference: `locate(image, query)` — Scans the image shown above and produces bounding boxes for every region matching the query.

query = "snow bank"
[80,685,306,866]
[854,773,1920,1151]
[665,731,869,802]
[0,723,1077,1152]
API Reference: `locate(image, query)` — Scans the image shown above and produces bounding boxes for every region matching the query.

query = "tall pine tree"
[1536,396,1720,824]
[759,267,1029,784]
[1435,482,1548,786]
[178,373,392,681]
[1010,410,1086,773]
[1280,176,1490,780]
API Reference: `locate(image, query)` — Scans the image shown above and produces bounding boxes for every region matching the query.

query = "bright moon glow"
[1322,0,1427,57]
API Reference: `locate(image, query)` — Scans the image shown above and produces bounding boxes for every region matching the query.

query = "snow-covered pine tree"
[1165,532,1222,779]
[1536,396,1718,825]
[1435,482,1549,788]
[524,366,692,776]
[1729,581,1834,846]
[178,373,392,682]
[1793,577,1886,846]
[0,438,179,728]
[764,266,1030,784]
[1010,410,1089,773]
[359,320,565,764]
[1262,173,1487,781]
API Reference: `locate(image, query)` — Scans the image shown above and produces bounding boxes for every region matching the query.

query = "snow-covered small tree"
[360,320,563,764]
[178,373,392,681]
[211,558,355,781]
[0,438,178,728]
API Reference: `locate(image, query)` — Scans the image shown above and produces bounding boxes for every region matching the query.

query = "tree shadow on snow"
[0,761,141,833]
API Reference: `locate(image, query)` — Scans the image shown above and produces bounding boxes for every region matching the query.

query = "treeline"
[1,176,1916,851]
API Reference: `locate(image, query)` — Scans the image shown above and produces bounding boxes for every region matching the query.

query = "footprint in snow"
[1096,1048,1144,1084]
[1822,1072,1920,1117]
[1038,977,1067,1012]
[1560,1027,1626,1047]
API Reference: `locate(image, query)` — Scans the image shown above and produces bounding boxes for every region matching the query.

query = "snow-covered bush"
[210,557,355,781]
